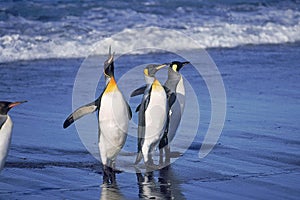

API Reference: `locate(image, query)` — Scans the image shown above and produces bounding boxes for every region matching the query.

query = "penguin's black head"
[0,101,27,115]
[103,46,115,78]
[144,63,167,77]
[170,61,190,72]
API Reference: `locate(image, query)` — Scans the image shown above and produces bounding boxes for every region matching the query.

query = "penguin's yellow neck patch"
[152,79,162,91]
[104,77,117,93]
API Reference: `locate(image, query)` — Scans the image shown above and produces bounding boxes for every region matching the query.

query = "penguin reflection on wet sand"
[135,166,185,199]
[63,47,132,183]
[0,101,27,172]
[100,183,124,200]
[131,64,168,168]
[159,61,190,163]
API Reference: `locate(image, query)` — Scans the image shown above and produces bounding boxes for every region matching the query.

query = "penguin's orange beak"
[8,101,27,108]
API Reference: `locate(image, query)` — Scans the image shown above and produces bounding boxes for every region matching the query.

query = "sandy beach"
[0,43,299,199]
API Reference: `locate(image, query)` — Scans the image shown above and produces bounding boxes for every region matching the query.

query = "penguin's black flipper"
[135,103,147,165]
[135,126,144,165]
[126,101,132,119]
[135,85,151,113]
[135,104,141,112]
[63,99,100,129]
[168,93,177,109]
[163,85,176,108]
[143,87,151,112]
[130,85,147,97]
[163,86,171,95]
[136,124,145,165]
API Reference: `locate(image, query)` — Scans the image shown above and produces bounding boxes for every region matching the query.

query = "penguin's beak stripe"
[8,101,27,108]
[156,64,167,70]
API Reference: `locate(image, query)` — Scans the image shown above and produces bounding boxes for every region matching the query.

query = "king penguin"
[159,61,190,162]
[131,64,168,168]
[0,100,27,172]
[63,47,132,183]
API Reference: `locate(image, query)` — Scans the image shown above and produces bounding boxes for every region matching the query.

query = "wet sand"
[0,44,299,199]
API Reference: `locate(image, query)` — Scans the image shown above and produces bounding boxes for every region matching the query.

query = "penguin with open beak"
[63,47,132,183]
[131,63,168,168]
[0,100,27,172]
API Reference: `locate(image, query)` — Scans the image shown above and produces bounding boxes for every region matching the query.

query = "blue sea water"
[0,0,300,62]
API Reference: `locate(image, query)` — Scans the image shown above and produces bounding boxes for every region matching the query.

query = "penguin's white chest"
[98,89,129,152]
[176,77,185,114]
[0,116,13,171]
[145,88,167,140]
[99,90,129,133]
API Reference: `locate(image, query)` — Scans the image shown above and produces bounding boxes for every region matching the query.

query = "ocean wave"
[1,22,299,63]
[1,0,300,62]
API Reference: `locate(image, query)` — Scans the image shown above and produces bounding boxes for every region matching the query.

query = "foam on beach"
[0,1,300,62]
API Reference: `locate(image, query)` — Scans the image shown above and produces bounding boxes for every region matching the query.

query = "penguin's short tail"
[135,152,143,165]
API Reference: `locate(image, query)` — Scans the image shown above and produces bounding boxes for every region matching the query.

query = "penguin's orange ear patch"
[172,64,178,72]
[144,68,149,76]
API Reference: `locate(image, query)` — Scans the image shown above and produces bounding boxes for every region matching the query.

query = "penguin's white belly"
[176,77,185,114]
[98,90,129,161]
[144,90,167,150]
[0,116,13,171]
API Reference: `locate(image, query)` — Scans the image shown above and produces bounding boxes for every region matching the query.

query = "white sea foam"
[1,2,300,62]
[1,22,300,63]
